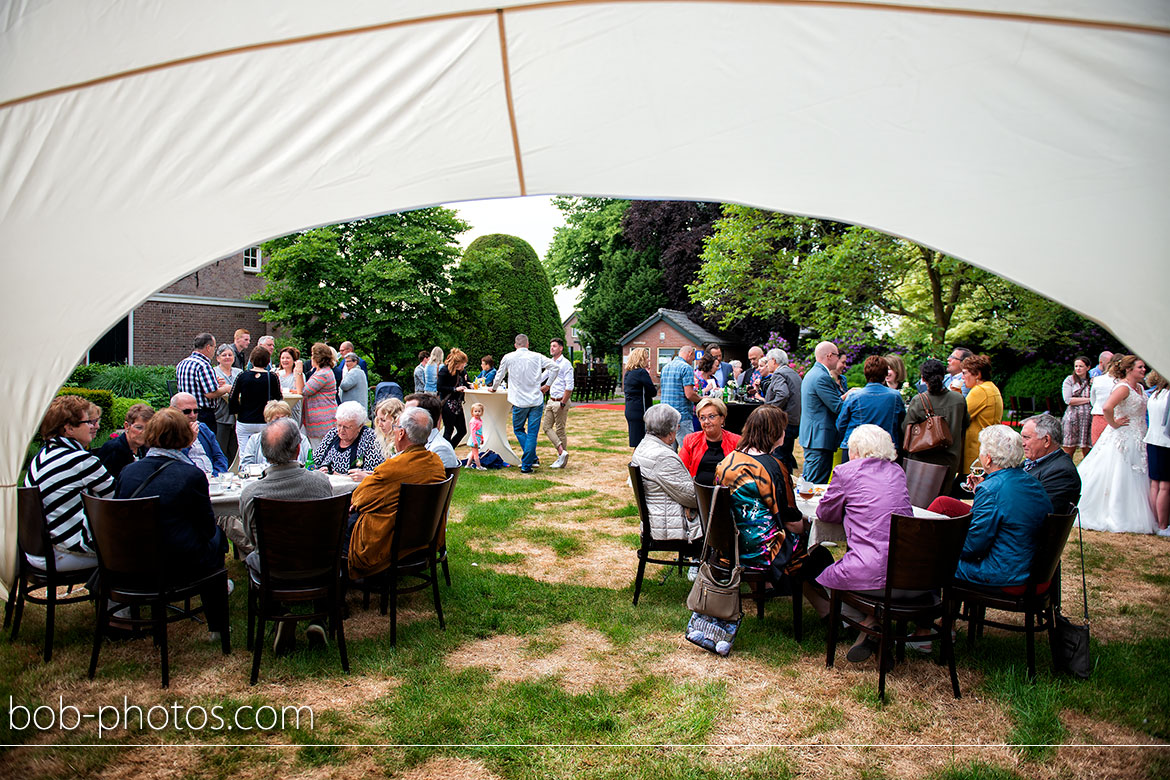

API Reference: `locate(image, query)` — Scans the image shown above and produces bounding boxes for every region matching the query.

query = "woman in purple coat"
[802,424,914,662]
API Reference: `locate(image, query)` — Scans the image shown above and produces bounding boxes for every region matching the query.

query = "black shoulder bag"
[1052,515,1092,678]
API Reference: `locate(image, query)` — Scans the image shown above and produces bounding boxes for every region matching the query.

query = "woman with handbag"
[714,405,805,583]
[903,359,969,491]
[436,347,470,447]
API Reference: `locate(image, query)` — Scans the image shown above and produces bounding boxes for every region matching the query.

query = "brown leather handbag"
[904,393,953,453]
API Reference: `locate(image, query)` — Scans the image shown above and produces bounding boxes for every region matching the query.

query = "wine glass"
[962,459,985,493]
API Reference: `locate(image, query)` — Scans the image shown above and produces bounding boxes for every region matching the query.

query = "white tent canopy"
[2,0,1168,591]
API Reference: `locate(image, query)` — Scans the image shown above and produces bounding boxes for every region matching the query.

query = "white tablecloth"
[796,488,947,547]
[209,472,358,519]
[461,388,520,466]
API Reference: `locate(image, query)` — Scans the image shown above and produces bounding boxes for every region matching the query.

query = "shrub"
[54,387,115,442]
[110,396,154,431]
[450,234,563,370]
[83,364,170,406]
[1002,363,1068,402]
[67,362,106,386]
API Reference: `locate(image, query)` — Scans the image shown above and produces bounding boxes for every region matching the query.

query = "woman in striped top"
[24,395,114,571]
[301,342,339,450]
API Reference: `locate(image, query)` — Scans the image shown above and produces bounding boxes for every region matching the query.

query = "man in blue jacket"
[956,425,1053,588]
[799,341,844,484]
[171,393,229,476]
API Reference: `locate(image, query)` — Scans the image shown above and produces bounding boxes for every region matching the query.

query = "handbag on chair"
[904,393,953,453]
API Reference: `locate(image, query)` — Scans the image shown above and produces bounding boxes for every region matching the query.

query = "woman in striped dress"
[301,342,338,450]
[24,395,114,572]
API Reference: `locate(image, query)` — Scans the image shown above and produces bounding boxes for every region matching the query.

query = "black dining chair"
[629,464,702,605]
[247,493,352,684]
[4,486,96,662]
[83,494,231,688]
[952,510,1078,679]
[359,475,454,645]
[698,482,806,641]
[826,511,972,703]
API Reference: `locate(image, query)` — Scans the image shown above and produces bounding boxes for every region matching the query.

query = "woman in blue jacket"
[955,424,1053,588]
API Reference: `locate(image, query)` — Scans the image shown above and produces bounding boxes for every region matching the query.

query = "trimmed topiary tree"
[450,234,564,367]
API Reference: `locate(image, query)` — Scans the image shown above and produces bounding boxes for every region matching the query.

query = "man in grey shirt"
[412,351,429,395]
[763,348,803,468]
[239,418,334,653]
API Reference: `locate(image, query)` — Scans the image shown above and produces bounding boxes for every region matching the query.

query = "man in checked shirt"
[176,332,232,431]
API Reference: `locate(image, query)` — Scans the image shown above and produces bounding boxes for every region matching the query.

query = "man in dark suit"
[799,341,844,484]
[1021,414,1082,512]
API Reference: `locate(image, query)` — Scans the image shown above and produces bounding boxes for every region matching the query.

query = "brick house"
[561,313,584,360]
[617,308,741,381]
[88,247,275,366]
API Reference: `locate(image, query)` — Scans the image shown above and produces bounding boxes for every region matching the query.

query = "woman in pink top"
[803,424,914,662]
[302,342,338,449]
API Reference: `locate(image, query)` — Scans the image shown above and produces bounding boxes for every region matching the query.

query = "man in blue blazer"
[171,393,230,476]
[799,341,844,484]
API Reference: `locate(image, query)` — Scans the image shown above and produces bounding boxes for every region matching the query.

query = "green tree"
[545,198,665,354]
[694,205,1089,357]
[257,209,469,372]
[450,234,563,366]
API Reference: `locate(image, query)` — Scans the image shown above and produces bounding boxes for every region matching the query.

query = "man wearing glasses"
[170,393,229,477]
[944,347,973,396]
[798,341,844,484]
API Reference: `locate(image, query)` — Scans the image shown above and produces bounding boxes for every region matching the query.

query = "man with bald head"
[170,392,229,476]
[1090,350,1114,379]
[747,346,765,395]
[798,341,844,483]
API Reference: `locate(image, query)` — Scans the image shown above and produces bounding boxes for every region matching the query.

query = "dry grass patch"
[393,756,503,780]
[1053,710,1166,779]
[468,537,632,589]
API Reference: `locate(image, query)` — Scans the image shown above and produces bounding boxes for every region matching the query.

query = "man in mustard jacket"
[348,406,446,578]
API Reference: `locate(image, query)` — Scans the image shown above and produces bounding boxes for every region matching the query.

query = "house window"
[242,246,261,273]
[656,348,679,374]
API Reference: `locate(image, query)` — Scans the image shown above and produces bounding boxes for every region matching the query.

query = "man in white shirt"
[491,333,556,474]
[540,337,575,469]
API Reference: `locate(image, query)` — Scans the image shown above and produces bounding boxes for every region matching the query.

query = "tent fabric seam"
[3,0,1167,111]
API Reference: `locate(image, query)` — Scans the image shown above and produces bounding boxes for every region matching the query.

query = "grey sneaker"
[273,620,296,656]
[550,452,568,469]
[306,623,327,648]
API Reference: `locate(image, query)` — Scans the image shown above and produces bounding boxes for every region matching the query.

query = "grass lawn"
[1,409,1167,779]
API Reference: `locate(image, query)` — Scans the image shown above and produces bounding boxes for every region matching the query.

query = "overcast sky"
[446,195,580,321]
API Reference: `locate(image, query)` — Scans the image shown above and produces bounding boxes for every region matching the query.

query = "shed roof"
[618,308,726,349]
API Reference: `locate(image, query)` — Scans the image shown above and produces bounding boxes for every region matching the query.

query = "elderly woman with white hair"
[630,404,702,541]
[312,400,385,479]
[802,424,914,661]
[952,424,1053,589]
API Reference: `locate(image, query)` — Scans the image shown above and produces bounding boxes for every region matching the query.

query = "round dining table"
[794,485,948,547]
[209,471,358,520]
[460,388,521,466]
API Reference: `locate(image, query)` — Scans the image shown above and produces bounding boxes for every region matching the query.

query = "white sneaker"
[1157,527,1170,537]
[551,452,568,469]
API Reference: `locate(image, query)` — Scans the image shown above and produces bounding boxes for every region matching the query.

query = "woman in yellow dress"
[961,354,1004,475]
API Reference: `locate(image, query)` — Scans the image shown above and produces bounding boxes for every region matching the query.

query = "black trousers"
[442,404,466,448]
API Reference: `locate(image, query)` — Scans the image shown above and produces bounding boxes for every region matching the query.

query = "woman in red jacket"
[680,397,741,486]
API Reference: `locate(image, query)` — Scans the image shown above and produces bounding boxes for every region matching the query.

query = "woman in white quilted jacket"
[630,404,702,542]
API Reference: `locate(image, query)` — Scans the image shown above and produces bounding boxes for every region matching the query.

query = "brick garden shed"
[617,309,741,382]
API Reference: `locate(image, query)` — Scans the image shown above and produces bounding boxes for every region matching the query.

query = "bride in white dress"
[1077,356,1157,533]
